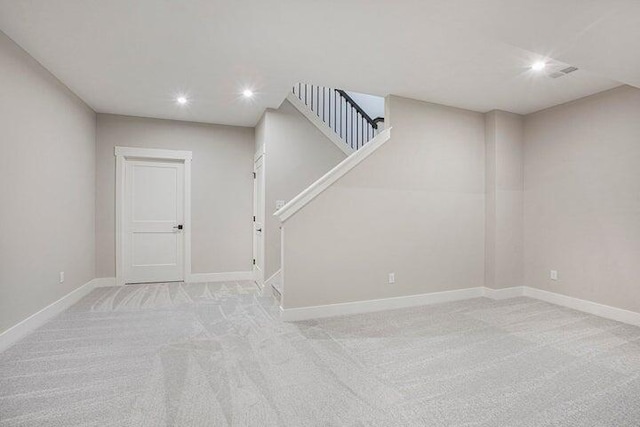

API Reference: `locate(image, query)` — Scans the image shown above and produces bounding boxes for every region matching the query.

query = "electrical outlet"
[388,272,395,284]
[550,270,558,281]
[59,271,65,283]
[276,200,285,210]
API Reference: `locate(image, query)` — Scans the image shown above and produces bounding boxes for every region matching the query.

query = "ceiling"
[0,0,637,127]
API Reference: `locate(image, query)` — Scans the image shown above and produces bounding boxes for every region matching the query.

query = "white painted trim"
[286,93,354,156]
[523,287,640,328]
[115,147,192,285]
[280,285,640,326]
[93,277,118,287]
[115,154,124,285]
[265,269,282,293]
[280,287,485,321]
[0,279,98,353]
[252,154,266,287]
[187,271,255,283]
[114,146,192,160]
[183,158,192,283]
[265,269,281,288]
[274,127,392,222]
[279,226,286,307]
[86,280,640,329]
[484,286,525,300]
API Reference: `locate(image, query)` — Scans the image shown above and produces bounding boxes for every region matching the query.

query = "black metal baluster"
[346,100,349,146]
[333,92,338,135]
[355,112,358,150]
[342,96,345,142]
[366,120,369,143]
[347,99,350,145]
[343,97,346,143]
[356,111,359,148]
[339,94,342,138]
[351,107,354,149]
[357,114,360,149]
[359,113,362,149]
[329,89,332,130]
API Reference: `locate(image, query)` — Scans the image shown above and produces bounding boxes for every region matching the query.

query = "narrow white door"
[253,156,265,284]
[123,159,185,283]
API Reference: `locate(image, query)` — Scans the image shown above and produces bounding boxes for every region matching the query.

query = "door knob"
[173,224,183,230]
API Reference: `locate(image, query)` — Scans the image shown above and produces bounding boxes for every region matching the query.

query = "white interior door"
[123,159,185,283]
[253,155,265,284]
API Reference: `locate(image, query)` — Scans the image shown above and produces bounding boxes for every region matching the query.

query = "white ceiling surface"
[0,0,637,127]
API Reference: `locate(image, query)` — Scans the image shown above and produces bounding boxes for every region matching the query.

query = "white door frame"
[115,146,192,286]
[253,151,266,287]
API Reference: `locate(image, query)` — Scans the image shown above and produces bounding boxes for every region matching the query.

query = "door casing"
[253,152,266,287]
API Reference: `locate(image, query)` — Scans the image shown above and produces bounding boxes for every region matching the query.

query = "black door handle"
[173,224,183,230]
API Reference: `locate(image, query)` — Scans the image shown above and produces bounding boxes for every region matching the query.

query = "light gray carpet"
[1,282,640,426]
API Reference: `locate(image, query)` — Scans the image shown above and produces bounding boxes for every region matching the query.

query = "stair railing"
[292,84,381,150]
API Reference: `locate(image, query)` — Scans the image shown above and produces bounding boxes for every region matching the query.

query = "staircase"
[291,84,383,151]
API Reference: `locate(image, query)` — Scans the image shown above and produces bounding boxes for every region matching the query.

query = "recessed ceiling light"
[176,96,188,105]
[531,61,546,71]
[242,89,254,98]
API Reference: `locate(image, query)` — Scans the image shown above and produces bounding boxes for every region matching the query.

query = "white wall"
[485,110,524,289]
[96,114,255,277]
[524,85,640,313]
[0,31,96,333]
[259,100,347,280]
[281,95,485,308]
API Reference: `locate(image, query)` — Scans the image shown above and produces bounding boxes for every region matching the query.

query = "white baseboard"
[523,287,640,328]
[92,277,117,287]
[280,285,640,327]
[187,271,255,283]
[97,272,255,286]
[484,286,525,300]
[0,278,98,353]
[280,287,485,322]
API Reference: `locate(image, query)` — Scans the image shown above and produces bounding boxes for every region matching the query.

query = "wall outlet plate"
[276,200,285,210]
[59,271,65,283]
[550,270,558,281]
[388,272,395,284]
